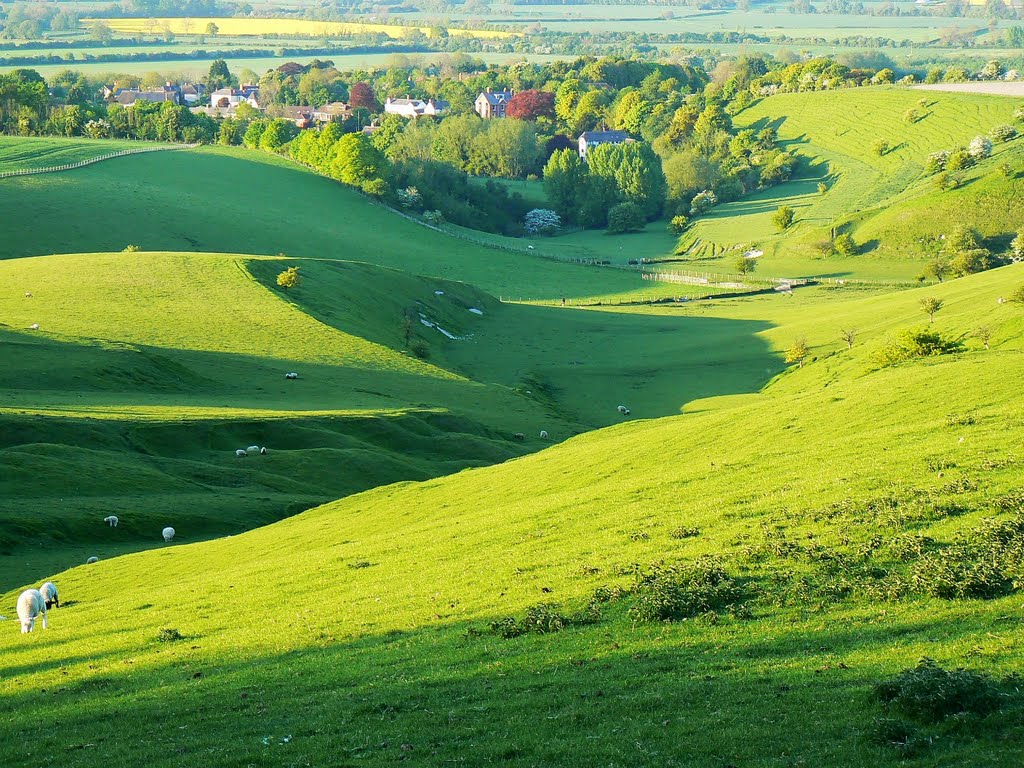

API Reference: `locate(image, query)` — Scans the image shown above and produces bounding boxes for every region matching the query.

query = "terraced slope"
[1,265,1022,767]
[679,88,1024,280]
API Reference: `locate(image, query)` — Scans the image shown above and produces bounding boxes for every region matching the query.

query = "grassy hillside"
[0,136,165,172]
[1,265,1022,766]
[0,144,691,303]
[0,249,781,586]
[678,88,1024,281]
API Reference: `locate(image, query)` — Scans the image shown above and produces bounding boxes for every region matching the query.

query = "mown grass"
[0,136,163,172]
[1,265,1023,766]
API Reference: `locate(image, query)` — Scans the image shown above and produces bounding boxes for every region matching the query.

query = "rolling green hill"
[0,136,169,172]
[678,87,1024,281]
[1,264,1022,767]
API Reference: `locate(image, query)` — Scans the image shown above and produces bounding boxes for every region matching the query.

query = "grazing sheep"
[162,527,175,543]
[103,515,118,527]
[513,432,525,441]
[39,582,59,609]
[17,590,47,633]
[260,446,267,455]
[285,372,299,379]
[235,449,247,457]
[28,323,39,331]
[540,430,549,439]
[617,405,628,414]
[24,292,32,297]
[623,408,631,416]
[246,445,260,455]
[86,556,99,564]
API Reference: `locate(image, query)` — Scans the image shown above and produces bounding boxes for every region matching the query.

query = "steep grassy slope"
[679,88,1024,280]
[0,250,778,586]
[2,266,1022,767]
[0,144,686,303]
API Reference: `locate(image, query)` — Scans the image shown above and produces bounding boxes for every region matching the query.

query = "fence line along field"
[86,17,518,40]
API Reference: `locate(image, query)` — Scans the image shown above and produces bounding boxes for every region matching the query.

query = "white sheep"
[17,589,47,633]
[260,447,267,455]
[540,430,549,439]
[285,372,299,379]
[39,582,59,609]
[617,405,628,414]
[162,527,175,543]
[103,515,118,527]
[24,291,32,297]
[235,449,247,457]
[28,323,39,331]
[246,445,260,455]
[86,556,99,564]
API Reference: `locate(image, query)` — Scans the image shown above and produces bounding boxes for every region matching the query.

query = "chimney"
[487,87,492,93]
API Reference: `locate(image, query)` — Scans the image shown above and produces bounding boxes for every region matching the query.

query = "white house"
[578,130,629,160]
[383,97,448,118]
[211,87,261,109]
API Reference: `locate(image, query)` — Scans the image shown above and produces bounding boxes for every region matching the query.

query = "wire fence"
[0,142,199,179]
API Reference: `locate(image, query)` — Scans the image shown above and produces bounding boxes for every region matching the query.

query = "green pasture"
[0,136,167,172]
[680,87,1024,280]
[1,264,1023,766]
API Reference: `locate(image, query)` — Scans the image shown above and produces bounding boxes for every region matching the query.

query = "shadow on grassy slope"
[0,605,1020,768]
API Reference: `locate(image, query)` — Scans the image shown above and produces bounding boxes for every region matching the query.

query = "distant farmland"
[86,17,518,40]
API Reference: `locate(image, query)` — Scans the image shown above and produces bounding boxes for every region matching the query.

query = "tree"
[523,208,561,235]
[668,215,688,234]
[734,255,756,275]
[785,337,809,368]
[772,205,795,231]
[329,133,388,193]
[832,232,857,257]
[924,258,950,282]
[543,148,586,221]
[506,89,555,121]
[349,82,378,112]
[817,181,828,194]
[975,326,992,350]
[1010,231,1024,262]
[606,202,645,234]
[872,139,890,156]
[208,59,231,91]
[840,328,857,349]
[206,22,219,35]
[920,296,943,323]
[277,266,300,289]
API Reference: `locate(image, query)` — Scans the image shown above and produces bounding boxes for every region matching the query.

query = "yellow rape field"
[86,16,517,40]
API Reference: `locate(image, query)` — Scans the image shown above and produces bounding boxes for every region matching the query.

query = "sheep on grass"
[17,589,47,633]
[162,527,175,543]
[39,582,59,609]
[103,515,118,527]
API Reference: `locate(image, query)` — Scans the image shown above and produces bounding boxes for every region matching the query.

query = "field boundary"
[0,142,199,179]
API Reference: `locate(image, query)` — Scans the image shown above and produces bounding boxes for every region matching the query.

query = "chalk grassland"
[87,17,518,40]
[0,242,781,586]
[676,87,1024,280]
[0,265,1021,766]
[0,136,173,172]
[0,144,690,303]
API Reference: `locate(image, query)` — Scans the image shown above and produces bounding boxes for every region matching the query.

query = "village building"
[383,97,449,119]
[578,130,630,159]
[474,88,514,119]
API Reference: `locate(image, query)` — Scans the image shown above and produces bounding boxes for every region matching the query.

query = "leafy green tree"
[543,148,586,221]
[205,22,219,35]
[785,337,809,368]
[276,266,300,289]
[832,233,857,257]
[329,133,389,193]
[208,59,232,91]
[735,255,756,275]
[925,258,950,282]
[920,296,943,323]
[606,202,645,234]
[242,119,267,149]
[772,205,795,231]
[259,119,297,152]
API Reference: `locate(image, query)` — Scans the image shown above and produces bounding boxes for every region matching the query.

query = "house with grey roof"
[474,88,514,119]
[578,130,630,159]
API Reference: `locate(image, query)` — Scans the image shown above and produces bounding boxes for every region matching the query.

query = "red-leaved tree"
[349,82,378,111]
[506,89,555,121]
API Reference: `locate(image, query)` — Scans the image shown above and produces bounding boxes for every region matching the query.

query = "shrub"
[629,558,743,622]
[157,628,184,642]
[832,232,857,256]
[1009,283,1024,302]
[1012,232,1024,262]
[967,135,993,160]
[276,266,300,289]
[924,150,948,174]
[772,205,795,231]
[874,659,1002,722]
[990,124,1017,142]
[873,327,963,367]
[903,108,920,124]
[523,208,561,235]
[422,209,445,227]
[817,181,828,194]
[669,526,700,539]
[606,202,645,234]
[785,337,809,368]
[872,139,890,156]
[689,189,717,216]
[668,214,689,234]
[490,603,585,638]
[396,186,422,210]
[910,547,1012,598]
[950,248,993,276]
[410,340,430,359]
[123,244,142,253]
[945,148,973,171]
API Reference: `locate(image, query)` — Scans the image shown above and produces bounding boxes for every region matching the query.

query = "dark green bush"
[490,603,571,638]
[669,526,700,539]
[157,628,184,642]
[873,327,963,367]
[629,558,743,621]
[874,658,1002,722]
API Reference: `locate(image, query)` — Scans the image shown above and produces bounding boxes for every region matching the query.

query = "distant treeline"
[0,44,434,69]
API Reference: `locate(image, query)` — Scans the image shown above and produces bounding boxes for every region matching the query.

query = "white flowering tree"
[523,208,561,235]
[968,135,993,160]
